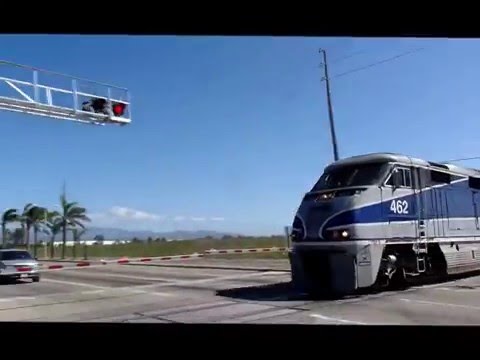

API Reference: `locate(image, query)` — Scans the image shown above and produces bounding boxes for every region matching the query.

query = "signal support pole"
[320,49,340,162]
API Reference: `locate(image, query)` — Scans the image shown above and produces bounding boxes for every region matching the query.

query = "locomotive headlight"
[326,229,350,240]
[315,192,335,201]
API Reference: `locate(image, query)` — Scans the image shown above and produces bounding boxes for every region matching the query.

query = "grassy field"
[19,235,289,260]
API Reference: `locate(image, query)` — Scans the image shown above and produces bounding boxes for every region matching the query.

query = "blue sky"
[0,35,478,235]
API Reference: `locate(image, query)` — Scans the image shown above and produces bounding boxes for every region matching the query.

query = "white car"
[0,249,40,283]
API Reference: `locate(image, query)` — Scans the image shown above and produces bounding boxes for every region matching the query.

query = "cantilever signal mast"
[0,60,132,126]
[319,49,340,162]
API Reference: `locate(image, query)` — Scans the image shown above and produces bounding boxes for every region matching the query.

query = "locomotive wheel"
[389,266,408,290]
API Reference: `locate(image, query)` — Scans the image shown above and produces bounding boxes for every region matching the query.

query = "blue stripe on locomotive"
[324,179,478,229]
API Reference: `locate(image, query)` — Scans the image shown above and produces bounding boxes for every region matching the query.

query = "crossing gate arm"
[0,60,132,126]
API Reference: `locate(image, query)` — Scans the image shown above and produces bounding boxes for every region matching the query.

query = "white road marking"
[121,265,253,278]
[432,287,455,291]
[37,270,286,300]
[81,289,105,295]
[42,278,110,289]
[400,298,480,310]
[129,289,175,297]
[141,301,235,318]
[68,272,182,282]
[122,270,289,291]
[310,313,367,325]
[330,279,480,304]
[430,287,480,293]
[228,309,299,323]
[0,270,286,306]
[0,296,36,302]
[149,292,175,297]
[409,278,480,290]
[45,270,287,296]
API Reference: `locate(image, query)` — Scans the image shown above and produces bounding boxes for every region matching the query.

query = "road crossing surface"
[1,257,480,324]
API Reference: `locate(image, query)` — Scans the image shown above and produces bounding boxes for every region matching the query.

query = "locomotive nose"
[295,195,355,241]
[291,216,306,242]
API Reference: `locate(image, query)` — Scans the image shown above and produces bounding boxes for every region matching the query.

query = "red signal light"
[112,102,126,117]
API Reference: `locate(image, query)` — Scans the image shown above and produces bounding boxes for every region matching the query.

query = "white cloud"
[89,207,226,230]
[108,206,164,221]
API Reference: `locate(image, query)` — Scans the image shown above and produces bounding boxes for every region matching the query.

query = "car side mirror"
[34,257,38,261]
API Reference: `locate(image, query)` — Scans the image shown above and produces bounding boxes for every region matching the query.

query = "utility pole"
[319,48,340,162]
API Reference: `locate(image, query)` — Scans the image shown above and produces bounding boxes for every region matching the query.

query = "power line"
[440,156,480,164]
[329,47,425,80]
[331,49,370,64]
[316,46,426,163]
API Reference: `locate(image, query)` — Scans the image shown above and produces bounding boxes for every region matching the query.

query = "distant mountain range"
[35,227,237,242]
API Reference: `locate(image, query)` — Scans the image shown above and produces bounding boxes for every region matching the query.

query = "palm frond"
[2,208,18,223]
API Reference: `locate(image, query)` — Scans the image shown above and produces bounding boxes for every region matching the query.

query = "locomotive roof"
[326,152,480,177]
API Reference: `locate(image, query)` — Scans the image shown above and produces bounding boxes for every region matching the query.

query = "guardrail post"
[83,241,88,260]
[284,226,291,249]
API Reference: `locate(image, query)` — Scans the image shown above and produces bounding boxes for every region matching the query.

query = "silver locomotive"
[289,152,480,295]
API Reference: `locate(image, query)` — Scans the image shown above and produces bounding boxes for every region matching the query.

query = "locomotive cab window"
[469,176,480,190]
[310,162,390,192]
[430,170,452,185]
[417,168,455,189]
[385,167,412,188]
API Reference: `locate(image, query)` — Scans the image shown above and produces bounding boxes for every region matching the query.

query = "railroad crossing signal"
[0,60,131,126]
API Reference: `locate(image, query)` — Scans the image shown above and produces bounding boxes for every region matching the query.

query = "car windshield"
[311,162,389,191]
[0,251,33,261]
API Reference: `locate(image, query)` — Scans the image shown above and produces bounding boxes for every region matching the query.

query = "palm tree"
[59,194,90,259]
[45,210,62,258]
[11,228,24,245]
[31,207,48,257]
[1,208,19,247]
[21,203,45,251]
[4,229,11,244]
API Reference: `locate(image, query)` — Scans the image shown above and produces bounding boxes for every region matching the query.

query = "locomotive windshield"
[311,162,389,191]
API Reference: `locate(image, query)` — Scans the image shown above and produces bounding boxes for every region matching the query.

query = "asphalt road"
[1,257,480,324]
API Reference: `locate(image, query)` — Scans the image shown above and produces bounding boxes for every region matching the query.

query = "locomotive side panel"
[356,243,385,288]
[380,165,418,243]
[440,243,480,274]
[437,180,480,273]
